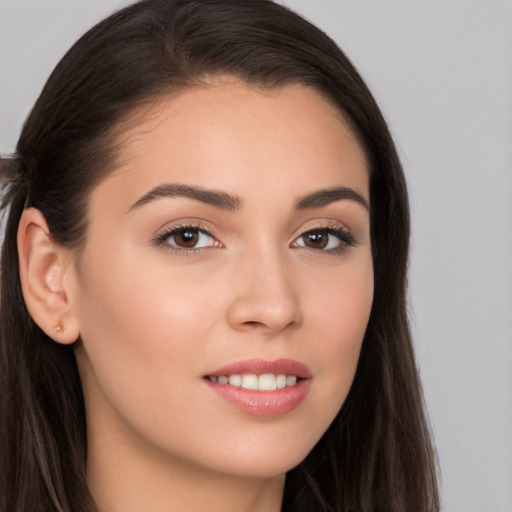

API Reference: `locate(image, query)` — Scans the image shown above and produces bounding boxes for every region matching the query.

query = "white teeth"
[241,374,259,390]
[259,374,276,390]
[228,374,241,386]
[276,374,287,389]
[286,375,297,386]
[208,373,300,390]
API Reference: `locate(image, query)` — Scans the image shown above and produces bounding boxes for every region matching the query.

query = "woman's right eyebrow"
[126,183,243,213]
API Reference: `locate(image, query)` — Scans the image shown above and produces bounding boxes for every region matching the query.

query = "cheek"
[74,255,216,400]
[79,243,221,333]
[304,255,373,418]
[74,258,227,455]
[308,252,373,346]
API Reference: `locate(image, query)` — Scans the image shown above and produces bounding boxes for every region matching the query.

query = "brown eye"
[293,227,354,252]
[158,226,216,250]
[173,228,199,248]
[302,230,329,249]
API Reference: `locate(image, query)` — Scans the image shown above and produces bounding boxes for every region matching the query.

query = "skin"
[19,80,373,512]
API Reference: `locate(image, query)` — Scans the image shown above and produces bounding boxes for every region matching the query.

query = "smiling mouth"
[206,373,300,391]
[204,359,311,415]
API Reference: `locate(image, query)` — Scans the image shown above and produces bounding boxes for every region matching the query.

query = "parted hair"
[0,1,439,511]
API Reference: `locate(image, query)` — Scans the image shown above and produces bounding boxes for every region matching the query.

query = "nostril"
[243,321,264,328]
[240,318,299,332]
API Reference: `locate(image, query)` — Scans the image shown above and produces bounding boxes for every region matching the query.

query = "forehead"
[99,79,369,204]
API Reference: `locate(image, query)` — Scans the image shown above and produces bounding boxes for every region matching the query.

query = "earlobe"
[17,207,80,344]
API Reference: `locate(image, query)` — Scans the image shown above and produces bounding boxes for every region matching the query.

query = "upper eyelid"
[291,219,352,238]
[155,220,218,237]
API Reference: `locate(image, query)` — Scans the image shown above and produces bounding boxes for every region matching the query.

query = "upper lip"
[206,358,312,379]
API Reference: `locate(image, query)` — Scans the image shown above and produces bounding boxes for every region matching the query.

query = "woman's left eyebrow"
[295,186,369,211]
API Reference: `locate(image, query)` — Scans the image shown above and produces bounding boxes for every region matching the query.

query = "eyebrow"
[127,183,243,213]
[128,183,369,214]
[295,187,369,211]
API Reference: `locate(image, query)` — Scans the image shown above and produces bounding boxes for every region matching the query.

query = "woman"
[0,0,439,510]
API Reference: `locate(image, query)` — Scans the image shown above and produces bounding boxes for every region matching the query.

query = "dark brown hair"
[0,1,439,510]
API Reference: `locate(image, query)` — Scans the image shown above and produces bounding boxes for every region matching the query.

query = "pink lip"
[204,358,312,417]
[207,358,312,379]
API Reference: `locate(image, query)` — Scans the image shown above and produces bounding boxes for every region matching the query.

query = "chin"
[198,439,316,479]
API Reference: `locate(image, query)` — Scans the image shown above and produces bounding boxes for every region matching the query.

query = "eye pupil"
[304,231,328,249]
[175,228,199,247]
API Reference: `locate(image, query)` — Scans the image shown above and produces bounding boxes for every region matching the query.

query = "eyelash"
[292,225,356,254]
[153,223,218,253]
[153,223,356,255]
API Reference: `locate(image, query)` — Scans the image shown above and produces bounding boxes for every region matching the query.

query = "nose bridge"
[226,242,302,333]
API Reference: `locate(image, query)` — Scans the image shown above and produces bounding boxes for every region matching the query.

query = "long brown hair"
[0,1,439,510]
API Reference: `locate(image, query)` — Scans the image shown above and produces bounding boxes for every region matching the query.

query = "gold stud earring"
[54,323,65,333]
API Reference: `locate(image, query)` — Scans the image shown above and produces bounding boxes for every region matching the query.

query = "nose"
[226,250,303,335]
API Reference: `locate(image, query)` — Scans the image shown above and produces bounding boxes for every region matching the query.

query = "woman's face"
[71,80,373,479]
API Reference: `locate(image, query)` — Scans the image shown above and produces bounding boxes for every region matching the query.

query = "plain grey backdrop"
[1,1,511,511]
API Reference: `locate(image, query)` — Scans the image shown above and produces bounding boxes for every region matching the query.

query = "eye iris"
[175,228,199,248]
[304,231,328,249]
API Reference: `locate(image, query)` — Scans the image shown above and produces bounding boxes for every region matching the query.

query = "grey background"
[1,1,511,511]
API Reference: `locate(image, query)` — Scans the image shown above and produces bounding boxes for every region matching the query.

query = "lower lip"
[204,379,311,416]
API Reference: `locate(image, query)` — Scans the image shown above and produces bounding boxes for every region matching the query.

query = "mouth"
[205,373,300,391]
[203,359,312,416]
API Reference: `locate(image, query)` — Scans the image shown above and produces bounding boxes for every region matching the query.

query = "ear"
[17,207,80,344]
